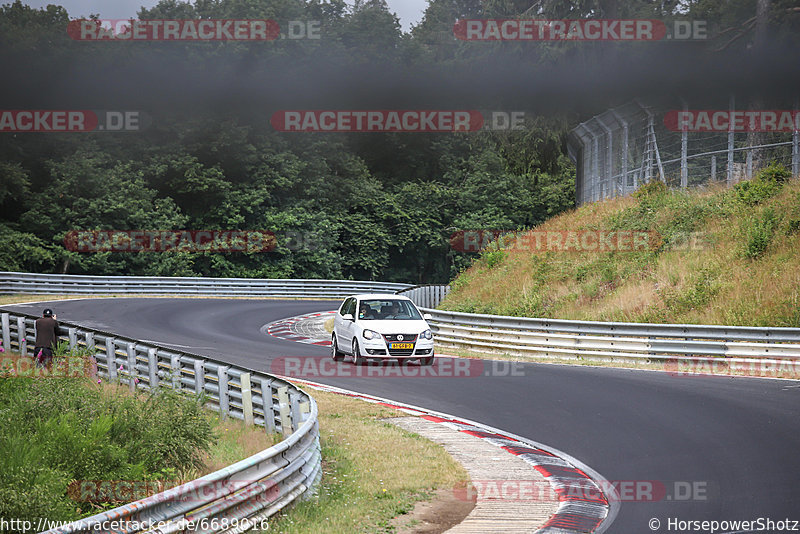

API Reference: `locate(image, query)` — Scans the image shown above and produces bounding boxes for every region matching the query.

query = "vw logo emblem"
[397,335,404,341]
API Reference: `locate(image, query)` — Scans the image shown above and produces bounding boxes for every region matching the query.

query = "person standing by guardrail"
[34,308,60,368]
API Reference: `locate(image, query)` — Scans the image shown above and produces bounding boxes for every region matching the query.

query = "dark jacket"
[34,316,60,349]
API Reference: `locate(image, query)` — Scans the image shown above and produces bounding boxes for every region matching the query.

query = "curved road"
[7,298,800,533]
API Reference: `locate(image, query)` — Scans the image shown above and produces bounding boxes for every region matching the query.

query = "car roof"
[347,294,412,301]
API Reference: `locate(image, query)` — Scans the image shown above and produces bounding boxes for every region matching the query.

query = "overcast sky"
[20,0,429,32]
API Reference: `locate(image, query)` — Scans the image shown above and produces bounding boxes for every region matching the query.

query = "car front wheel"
[352,339,366,366]
[331,335,344,362]
[419,354,434,366]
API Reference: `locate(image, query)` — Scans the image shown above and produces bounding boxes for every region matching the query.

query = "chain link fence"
[568,98,800,206]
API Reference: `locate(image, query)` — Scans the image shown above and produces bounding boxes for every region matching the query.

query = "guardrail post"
[194,359,205,396]
[170,355,181,391]
[277,386,292,435]
[258,377,275,433]
[148,348,158,390]
[299,399,311,424]
[68,327,78,350]
[106,338,117,380]
[289,390,304,431]
[85,332,95,351]
[217,366,230,419]
[126,342,137,391]
[17,317,27,356]
[1,313,10,353]
[241,373,254,425]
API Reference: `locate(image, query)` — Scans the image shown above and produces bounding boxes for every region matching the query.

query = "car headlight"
[362,329,382,340]
[421,329,433,340]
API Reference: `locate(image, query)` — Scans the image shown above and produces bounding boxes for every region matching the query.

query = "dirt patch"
[392,487,476,534]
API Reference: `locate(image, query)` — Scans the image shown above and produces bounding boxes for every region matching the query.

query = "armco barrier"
[396,284,451,309]
[420,308,800,365]
[0,271,411,298]
[0,310,321,534]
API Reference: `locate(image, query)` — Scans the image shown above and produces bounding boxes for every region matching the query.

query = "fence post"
[711,155,716,182]
[68,327,77,350]
[106,338,117,380]
[17,317,27,356]
[793,100,799,178]
[681,101,688,188]
[147,348,158,390]
[86,332,95,352]
[218,366,230,419]
[289,390,304,432]
[727,95,735,185]
[592,133,600,200]
[1,313,10,353]
[620,116,629,194]
[241,372,254,425]
[126,342,137,392]
[259,376,276,433]
[194,359,205,396]
[277,386,293,435]
[170,355,181,391]
[746,150,753,180]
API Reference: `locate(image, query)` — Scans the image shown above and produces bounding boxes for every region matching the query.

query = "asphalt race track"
[7,298,800,533]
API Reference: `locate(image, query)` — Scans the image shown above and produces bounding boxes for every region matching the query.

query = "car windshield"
[358,300,422,320]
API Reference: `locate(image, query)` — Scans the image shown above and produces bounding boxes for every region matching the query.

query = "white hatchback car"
[331,294,435,365]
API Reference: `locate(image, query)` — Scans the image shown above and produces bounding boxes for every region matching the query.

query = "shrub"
[481,249,506,269]
[734,163,789,206]
[757,162,791,184]
[632,179,667,199]
[743,208,781,259]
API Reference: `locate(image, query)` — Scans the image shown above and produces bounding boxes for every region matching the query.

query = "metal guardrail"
[0,271,411,298]
[0,310,321,534]
[420,308,800,364]
[396,284,450,309]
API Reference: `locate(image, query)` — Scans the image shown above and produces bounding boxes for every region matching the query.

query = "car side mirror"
[342,313,354,321]
[423,313,432,320]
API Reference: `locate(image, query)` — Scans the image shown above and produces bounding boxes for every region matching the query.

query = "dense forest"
[1,0,797,283]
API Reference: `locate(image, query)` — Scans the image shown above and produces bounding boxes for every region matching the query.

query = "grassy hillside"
[442,164,800,327]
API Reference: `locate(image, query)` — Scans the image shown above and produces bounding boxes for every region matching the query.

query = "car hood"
[358,319,430,335]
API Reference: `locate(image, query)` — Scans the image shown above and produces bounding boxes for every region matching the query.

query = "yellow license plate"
[389,343,414,350]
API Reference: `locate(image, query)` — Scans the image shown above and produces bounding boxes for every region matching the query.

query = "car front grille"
[388,347,415,357]
[383,334,418,342]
